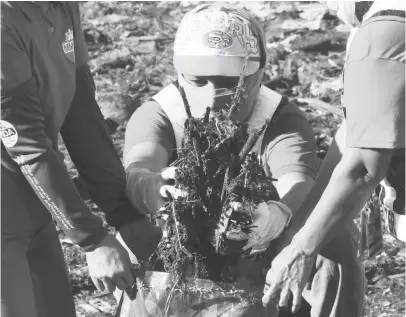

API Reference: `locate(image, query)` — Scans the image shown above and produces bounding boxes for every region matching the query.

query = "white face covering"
[327,1,361,27]
[177,74,235,118]
[177,68,264,122]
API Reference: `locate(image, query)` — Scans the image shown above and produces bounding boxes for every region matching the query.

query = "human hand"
[225,201,292,255]
[262,243,316,313]
[85,234,135,293]
[128,166,186,215]
[158,166,186,204]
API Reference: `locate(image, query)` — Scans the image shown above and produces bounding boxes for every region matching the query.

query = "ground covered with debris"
[57,2,405,316]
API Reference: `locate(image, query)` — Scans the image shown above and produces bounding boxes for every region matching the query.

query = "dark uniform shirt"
[1,2,140,250]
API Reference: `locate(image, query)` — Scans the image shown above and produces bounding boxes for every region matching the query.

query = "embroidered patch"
[62,28,75,63]
[0,120,18,147]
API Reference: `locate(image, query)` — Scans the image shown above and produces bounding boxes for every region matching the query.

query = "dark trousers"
[1,166,76,317]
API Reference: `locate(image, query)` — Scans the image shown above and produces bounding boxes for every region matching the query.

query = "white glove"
[158,167,186,202]
[126,166,185,215]
[245,201,292,254]
[228,201,292,255]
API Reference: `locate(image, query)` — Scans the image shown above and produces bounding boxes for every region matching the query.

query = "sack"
[359,197,383,259]
[384,208,406,243]
[115,271,277,317]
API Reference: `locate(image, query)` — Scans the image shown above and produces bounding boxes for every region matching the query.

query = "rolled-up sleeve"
[262,104,319,179]
[124,101,176,162]
[343,16,405,149]
[344,58,405,149]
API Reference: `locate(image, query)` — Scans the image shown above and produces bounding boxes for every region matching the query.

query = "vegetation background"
[56,2,405,316]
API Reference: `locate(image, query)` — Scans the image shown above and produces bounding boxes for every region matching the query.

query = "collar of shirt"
[346,0,405,60]
[363,0,405,21]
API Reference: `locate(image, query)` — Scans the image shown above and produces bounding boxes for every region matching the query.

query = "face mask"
[327,1,360,27]
[177,68,264,122]
[177,74,235,118]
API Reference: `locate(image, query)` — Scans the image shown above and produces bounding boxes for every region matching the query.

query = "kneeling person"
[123,4,363,316]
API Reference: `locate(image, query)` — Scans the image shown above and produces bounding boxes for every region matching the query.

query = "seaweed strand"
[175,80,193,119]
[238,119,271,164]
[227,55,249,118]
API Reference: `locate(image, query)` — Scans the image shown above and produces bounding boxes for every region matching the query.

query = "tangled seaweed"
[154,59,276,288]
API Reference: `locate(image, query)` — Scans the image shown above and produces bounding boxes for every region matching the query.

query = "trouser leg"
[302,255,340,317]
[1,166,40,317]
[1,234,38,317]
[27,221,77,317]
[302,222,365,317]
[1,166,76,317]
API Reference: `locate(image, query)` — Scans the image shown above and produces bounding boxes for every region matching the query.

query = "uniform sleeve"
[344,17,405,149]
[68,2,89,68]
[123,101,176,162]
[344,59,405,149]
[262,104,319,179]
[61,66,144,229]
[1,24,107,251]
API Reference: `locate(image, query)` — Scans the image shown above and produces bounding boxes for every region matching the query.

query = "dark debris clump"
[154,71,276,285]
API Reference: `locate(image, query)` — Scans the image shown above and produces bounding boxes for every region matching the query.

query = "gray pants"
[1,166,76,317]
[303,223,365,317]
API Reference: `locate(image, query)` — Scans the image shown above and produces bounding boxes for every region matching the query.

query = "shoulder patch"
[0,120,18,147]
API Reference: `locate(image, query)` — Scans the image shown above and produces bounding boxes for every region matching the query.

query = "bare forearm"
[288,137,343,231]
[292,158,384,256]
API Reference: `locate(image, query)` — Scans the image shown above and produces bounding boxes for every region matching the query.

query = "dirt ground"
[57,2,405,316]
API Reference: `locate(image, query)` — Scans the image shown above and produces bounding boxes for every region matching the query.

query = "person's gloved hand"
[127,166,186,215]
[118,216,162,263]
[85,234,135,293]
[227,201,292,255]
[158,167,186,202]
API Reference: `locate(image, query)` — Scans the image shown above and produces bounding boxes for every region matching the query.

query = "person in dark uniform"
[1,2,161,317]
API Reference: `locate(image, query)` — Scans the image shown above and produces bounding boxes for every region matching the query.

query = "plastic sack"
[115,270,278,317]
